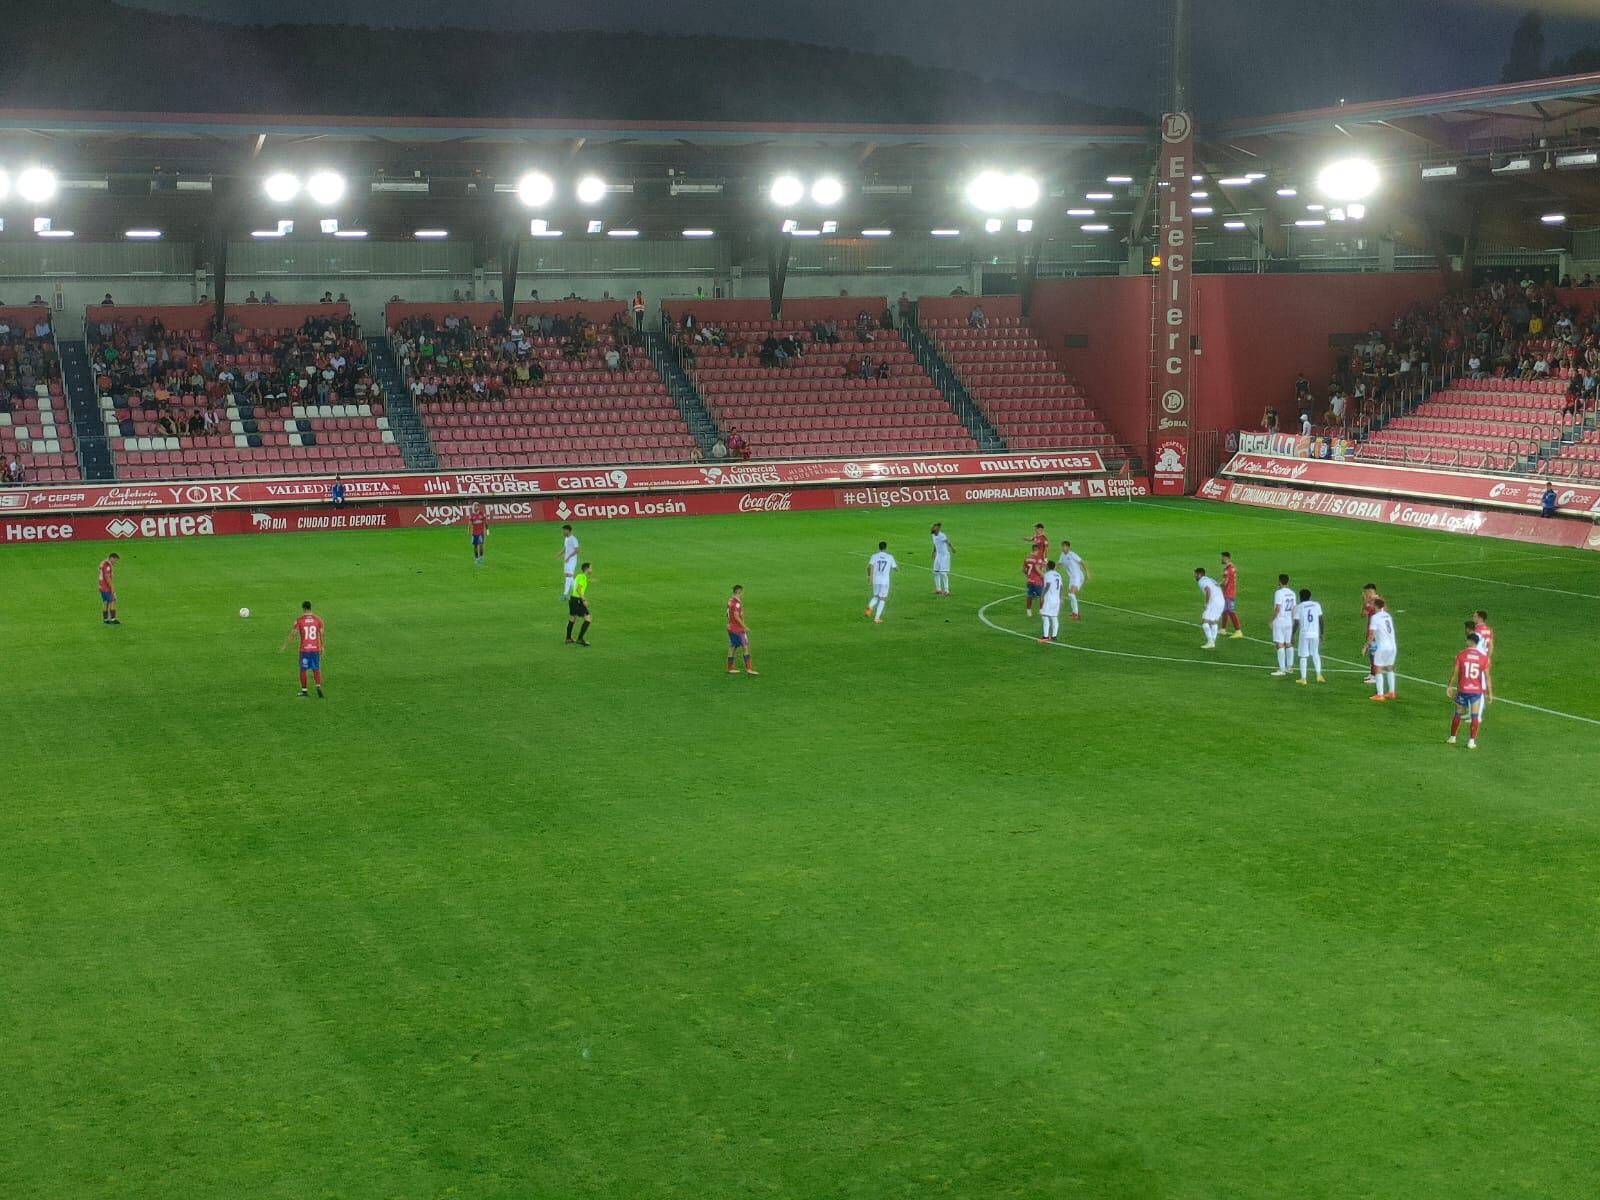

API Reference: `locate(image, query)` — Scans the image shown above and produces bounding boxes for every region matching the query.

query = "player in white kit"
[865,541,898,623]
[1270,573,1298,676]
[1038,560,1064,643]
[1194,567,1225,648]
[1366,597,1398,701]
[1059,540,1088,621]
[557,523,580,597]
[1294,587,1325,684]
[930,523,952,596]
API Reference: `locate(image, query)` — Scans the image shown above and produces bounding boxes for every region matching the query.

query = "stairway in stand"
[365,336,437,470]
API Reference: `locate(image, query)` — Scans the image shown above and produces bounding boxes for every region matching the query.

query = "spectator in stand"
[262,291,278,304]
[1542,484,1558,517]
[727,429,750,460]
[879,305,895,331]
[689,443,703,464]
[760,333,780,367]
[1581,274,1595,288]
[844,352,862,379]
[632,291,646,332]
[859,354,874,381]
[4,457,24,484]
[968,304,987,329]
[1467,353,1484,379]
[603,345,622,373]
[778,333,802,363]
[897,291,912,322]
[102,293,115,305]
[31,294,46,305]
[321,291,335,303]
[1299,408,1312,436]
[1263,405,1278,433]
[710,436,728,460]
[823,317,840,344]
[330,475,347,508]
[1328,388,1346,427]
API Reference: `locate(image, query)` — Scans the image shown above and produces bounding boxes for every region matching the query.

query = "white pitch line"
[1384,563,1600,601]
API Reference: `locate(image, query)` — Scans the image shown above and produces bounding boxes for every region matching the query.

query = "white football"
[239,607,251,619]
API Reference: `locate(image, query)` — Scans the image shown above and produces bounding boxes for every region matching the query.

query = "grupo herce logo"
[1162,112,1192,142]
[1161,390,1186,415]
[108,518,139,538]
[555,501,573,521]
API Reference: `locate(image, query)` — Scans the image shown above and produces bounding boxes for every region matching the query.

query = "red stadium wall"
[385,301,629,328]
[1022,273,1448,440]
[84,303,353,331]
[656,297,889,325]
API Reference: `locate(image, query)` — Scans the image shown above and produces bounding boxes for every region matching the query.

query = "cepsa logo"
[109,514,216,539]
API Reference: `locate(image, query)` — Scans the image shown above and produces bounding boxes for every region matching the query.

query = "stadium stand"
[915,300,1122,454]
[86,304,401,480]
[0,305,75,484]
[1350,282,1600,471]
[671,300,975,458]
[388,302,695,468]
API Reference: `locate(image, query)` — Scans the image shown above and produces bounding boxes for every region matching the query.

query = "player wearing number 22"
[1447,630,1492,748]
[281,601,325,698]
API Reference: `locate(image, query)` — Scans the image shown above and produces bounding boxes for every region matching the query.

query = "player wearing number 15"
[1447,630,1493,749]
[726,585,758,675]
[280,601,326,699]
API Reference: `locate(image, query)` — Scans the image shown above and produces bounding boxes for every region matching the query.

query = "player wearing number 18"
[280,600,326,698]
[1447,629,1493,749]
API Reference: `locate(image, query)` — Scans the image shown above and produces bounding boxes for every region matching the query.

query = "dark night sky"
[126,0,1600,120]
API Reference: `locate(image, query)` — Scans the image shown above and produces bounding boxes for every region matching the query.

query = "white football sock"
[1385,670,1396,694]
[1069,594,1079,615]
[1310,650,1321,676]
[1203,622,1217,644]
[1373,674,1385,696]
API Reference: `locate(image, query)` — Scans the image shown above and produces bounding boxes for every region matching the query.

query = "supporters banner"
[1200,477,1600,553]
[1,475,1149,545]
[0,450,1108,517]
[1151,110,1195,496]
[1220,452,1600,515]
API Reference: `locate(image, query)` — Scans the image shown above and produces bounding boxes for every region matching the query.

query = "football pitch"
[8,498,1600,1199]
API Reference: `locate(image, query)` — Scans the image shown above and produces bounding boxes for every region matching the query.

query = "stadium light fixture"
[1420,164,1459,180]
[1105,174,1134,184]
[0,168,11,200]
[1192,206,1214,216]
[1490,157,1533,176]
[125,229,162,239]
[966,171,1008,213]
[1329,208,1346,221]
[531,219,563,237]
[606,228,640,238]
[306,171,346,207]
[38,228,73,238]
[251,229,287,238]
[780,218,799,234]
[1223,220,1248,230]
[517,171,555,207]
[1295,218,1326,227]
[770,175,805,207]
[1244,172,1267,181]
[1316,157,1379,201]
[1554,151,1599,169]
[984,217,1003,234]
[1081,223,1111,232]
[414,229,449,239]
[1085,191,1114,201]
[17,167,58,204]
[1007,174,1040,209]
[821,219,838,234]
[263,172,300,204]
[1276,186,1298,197]
[1306,203,1326,212]
[811,176,844,206]
[576,176,609,205]
[1541,213,1566,224]
[861,228,892,237]
[333,229,368,239]
[1016,218,1034,233]
[319,218,339,234]
[791,228,821,237]
[1066,208,1095,217]
[930,228,961,237]
[681,228,715,238]
[1216,177,1251,187]
[1190,190,1209,200]
[1346,203,1366,220]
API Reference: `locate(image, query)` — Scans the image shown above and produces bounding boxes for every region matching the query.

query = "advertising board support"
[1150,110,1195,497]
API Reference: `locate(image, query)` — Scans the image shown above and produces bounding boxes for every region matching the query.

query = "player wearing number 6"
[279,600,325,699]
[1447,628,1493,749]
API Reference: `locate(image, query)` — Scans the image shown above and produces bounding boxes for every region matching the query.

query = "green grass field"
[8,498,1600,1199]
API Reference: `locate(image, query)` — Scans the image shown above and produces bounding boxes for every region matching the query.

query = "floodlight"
[1190,190,1209,200]
[1295,219,1326,227]
[1316,157,1379,201]
[682,228,715,238]
[305,171,345,206]
[1554,151,1598,169]
[770,175,805,207]
[1192,206,1214,216]
[333,230,368,239]
[517,171,555,207]
[984,217,1003,233]
[1346,203,1366,220]
[1541,213,1566,224]
[319,218,339,234]
[414,229,449,239]
[0,169,11,200]
[1420,164,1459,180]
[1016,218,1034,233]
[263,172,300,204]
[1081,224,1110,232]
[17,167,58,204]
[1085,191,1114,201]
[966,171,1009,213]
[576,176,608,205]
[1105,175,1134,184]
[37,229,73,238]
[1223,220,1248,230]
[930,228,961,237]
[1006,174,1040,209]
[861,228,892,237]
[125,229,162,239]
[1066,208,1095,217]
[811,176,844,206]
[606,228,639,238]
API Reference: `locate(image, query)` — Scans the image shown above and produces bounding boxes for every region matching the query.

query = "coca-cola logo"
[737,492,794,513]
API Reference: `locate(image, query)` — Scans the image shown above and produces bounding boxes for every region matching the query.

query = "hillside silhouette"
[6,0,1147,126]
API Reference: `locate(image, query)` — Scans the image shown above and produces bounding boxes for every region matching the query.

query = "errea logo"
[108,518,139,538]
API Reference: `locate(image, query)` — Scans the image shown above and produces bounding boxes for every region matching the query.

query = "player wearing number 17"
[1447,629,1492,748]
[726,585,758,675]
[280,600,325,698]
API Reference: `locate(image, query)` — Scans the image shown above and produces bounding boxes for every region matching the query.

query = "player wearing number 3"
[1447,628,1492,748]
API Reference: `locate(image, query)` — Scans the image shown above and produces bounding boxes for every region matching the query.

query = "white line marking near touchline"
[1384,563,1600,601]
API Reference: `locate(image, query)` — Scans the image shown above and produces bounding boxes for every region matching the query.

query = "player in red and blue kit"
[1220,551,1243,637]
[279,600,326,698]
[1030,523,1049,560]
[468,503,488,565]
[98,552,120,625]
[1023,552,1046,615]
[1446,629,1492,749]
[726,585,758,676]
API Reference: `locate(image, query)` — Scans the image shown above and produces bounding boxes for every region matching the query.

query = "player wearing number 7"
[1446,627,1492,749]
[279,600,326,699]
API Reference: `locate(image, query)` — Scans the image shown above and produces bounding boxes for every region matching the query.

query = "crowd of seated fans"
[393,308,644,402]
[1386,274,1600,384]
[89,313,373,428]
[0,311,59,414]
